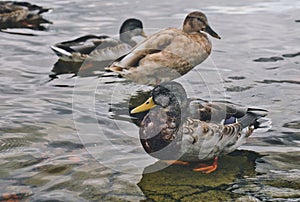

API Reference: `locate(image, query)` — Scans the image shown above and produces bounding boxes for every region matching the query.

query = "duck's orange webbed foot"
[193,157,218,174]
[162,160,189,166]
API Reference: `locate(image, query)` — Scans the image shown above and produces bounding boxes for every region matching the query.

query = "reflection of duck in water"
[0,1,51,31]
[131,82,271,173]
[51,18,146,63]
[106,11,220,85]
[138,150,260,201]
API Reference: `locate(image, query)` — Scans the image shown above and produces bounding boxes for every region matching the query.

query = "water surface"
[0,0,299,201]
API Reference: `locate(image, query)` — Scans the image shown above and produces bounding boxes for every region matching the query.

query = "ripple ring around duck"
[72,12,225,174]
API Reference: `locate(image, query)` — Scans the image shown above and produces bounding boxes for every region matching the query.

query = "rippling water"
[0,0,299,201]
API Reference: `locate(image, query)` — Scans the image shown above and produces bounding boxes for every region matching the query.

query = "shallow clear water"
[0,0,299,201]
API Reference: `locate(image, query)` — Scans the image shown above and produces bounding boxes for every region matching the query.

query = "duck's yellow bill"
[131,97,155,114]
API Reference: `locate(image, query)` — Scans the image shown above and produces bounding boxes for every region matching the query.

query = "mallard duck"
[0,1,51,30]
[51,18,146,62]
[106,11,220,85]
[131,82,271,173]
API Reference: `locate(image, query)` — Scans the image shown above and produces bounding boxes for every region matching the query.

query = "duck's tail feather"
[247,107,268,117]
[254,117,272,133]
[238,108,271,132]
[50,45,72,58]
[238,112,260,129]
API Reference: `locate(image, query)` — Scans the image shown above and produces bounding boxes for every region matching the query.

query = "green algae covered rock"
[138,150,260,201]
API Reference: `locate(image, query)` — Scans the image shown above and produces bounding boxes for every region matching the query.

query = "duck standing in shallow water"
[131,82,271,173]
[51,18,146,62]
[106,11,220,85]
[0,1,51,30]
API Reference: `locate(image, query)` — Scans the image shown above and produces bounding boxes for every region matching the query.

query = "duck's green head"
[131,81,187,114]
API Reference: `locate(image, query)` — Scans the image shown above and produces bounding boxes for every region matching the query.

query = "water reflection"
[109,89,151,126]
[138,150,260,201]
[0,0,300,201]
[50,59,112,80]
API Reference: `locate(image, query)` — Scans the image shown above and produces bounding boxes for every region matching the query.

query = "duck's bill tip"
[205,25,221,39]
[140,30,147,38]
[130,97,155,114]
[214,35,221,39]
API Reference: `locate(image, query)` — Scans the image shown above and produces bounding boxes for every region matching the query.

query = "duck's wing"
[51,35,120,61]
[8,2,51,14]
[106,28,177,72]
[188,99,268,125]
[89,38,132,61]
[180,117,259,161]
[52,35,107,54]
[188,99,233,123]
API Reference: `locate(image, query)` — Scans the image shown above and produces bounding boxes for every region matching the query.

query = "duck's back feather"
[108,28,211,78]
[0,1,51,30]
[89,40,132,61]
[179,118,244,161]
[188,100,268,124]
[54,35,108,54]
[52,35,133,62]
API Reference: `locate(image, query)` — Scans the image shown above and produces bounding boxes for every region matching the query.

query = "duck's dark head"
[119,18,147,46]
[131,81,188,114]
[183,11,221,39]
[131,82,187,160]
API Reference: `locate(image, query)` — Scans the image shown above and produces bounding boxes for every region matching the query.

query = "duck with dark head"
[51,18,146,62]
[131,82,271,173]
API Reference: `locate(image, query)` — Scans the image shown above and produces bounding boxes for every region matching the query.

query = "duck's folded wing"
[210,102,268,118]
[202,102,270,131]
[53,35,107,54]
[107,29,176,71]
[11,2,51,14]
[188,100,268,124]
[188,100,236,123]
[89,38,132,61]
[51,35,123,60]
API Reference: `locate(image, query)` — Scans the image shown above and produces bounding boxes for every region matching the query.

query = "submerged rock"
[138,150,260,201]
